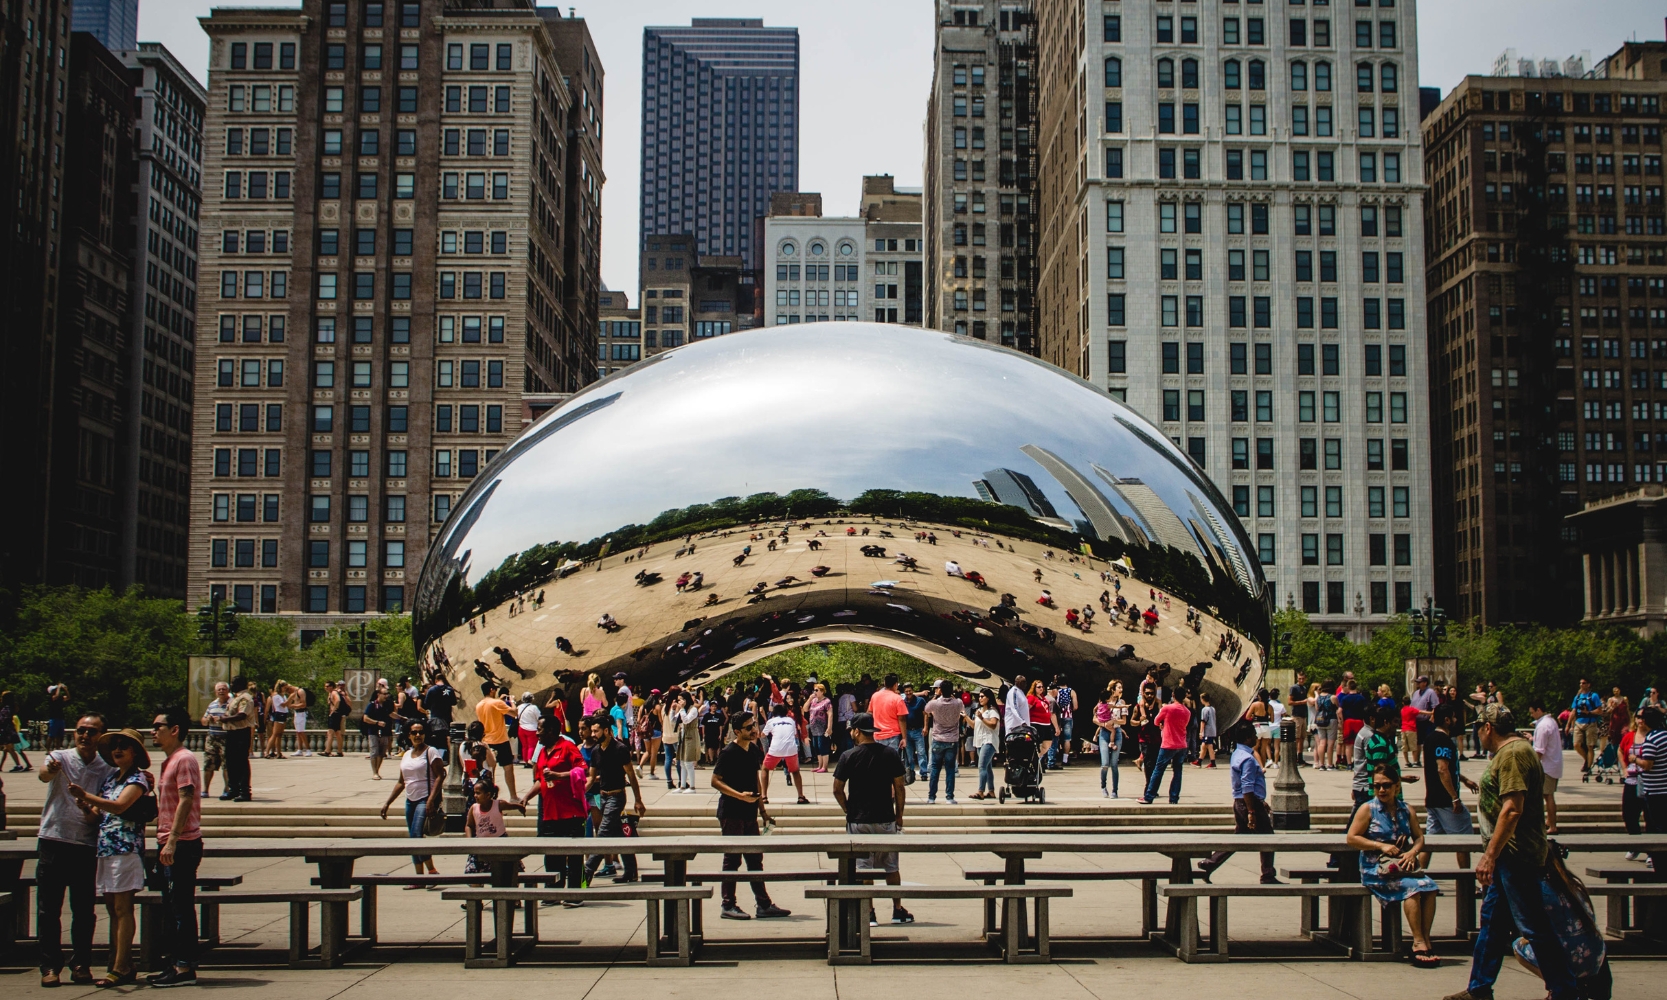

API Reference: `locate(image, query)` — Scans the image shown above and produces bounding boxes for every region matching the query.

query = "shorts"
[1424,803,1474,836]
[487,741,514,767]
[1314,723,1338,742]
[366,733,387,759]
[1400,731,1418,752]
[1543,774,1559,794]
[763,752,800,773]
[847,820,900,873]
[328,713,346,732]
[1572,721,1605,752]
[203,734,226,770]
[270,712,289,727]
[1255,723,1275,741]
[293,711,308,732]
[96,853,146,895]
[47,719,65,740]
[1341,719,1364,747]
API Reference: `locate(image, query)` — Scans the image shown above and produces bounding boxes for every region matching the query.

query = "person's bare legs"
[1545,791,1558,834]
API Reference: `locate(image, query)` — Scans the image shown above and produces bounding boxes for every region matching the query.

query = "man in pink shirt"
[149,707,203,986]
[1141,688,1192,804]
[867,675,911,782]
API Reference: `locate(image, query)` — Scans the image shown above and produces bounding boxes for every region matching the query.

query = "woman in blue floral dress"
[1347,763,1441,968]
[69,728,153,987]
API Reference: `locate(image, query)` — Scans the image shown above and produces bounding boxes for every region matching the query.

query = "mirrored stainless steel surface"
[414,324,1269,722]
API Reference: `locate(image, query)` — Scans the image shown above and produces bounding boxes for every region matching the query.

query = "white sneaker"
[1625,852,1640,861]
[1101,789,1110,798]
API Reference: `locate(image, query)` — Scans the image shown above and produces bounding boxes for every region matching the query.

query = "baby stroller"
[1000,724,1045,803]
[1586,742,1622,784]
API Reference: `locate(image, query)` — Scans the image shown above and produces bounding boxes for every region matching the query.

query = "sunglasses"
[75,726,104,736]
[1372,781,1396,789]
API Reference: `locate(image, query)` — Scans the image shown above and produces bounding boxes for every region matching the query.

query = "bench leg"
[1455,875,1476,938]
[983,878,998,938]
[1380,901,1404,958]
[825,899,841,963]
[1353,896,1375,960]
[14,884,32,943]
[288,901,308,969]
[1176,897,1200,963]
[464,900,481,964]
[1141,878,1158,938]
[360,884,379,946]
[199,899,221,949]
[1034,898,1051,962]
[320,896,343,968]
[1298,877,1320,936]
[494,900,514,967]
[1209,895,1229,960]
[138,897,159,972]
[645,898,666,966]
[1003,897,1020,962]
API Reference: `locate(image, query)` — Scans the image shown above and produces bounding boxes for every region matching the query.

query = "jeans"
[664,744,678,787]
[1142,746,1185,803]
[537,816,586,888]
[1467,857,1579,1000]
[1048,719,1074,766]
[719,816,774,907]
[927,740,958,800]
[223,726,252,798]
[976,743,996,794]
[35,838,96,973]
[583,791,638,881]
[155,838,202,970]
[905,729,926,777]
[1622,782,1642,836]
[1097,728,1122,795]
[404,799,432,865]
[877,734,902,758]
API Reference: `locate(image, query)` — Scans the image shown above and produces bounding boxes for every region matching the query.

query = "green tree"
[0,586,195,727]
[721,642,982,692]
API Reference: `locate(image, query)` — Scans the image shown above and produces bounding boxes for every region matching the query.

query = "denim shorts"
[1425,803,1474,836]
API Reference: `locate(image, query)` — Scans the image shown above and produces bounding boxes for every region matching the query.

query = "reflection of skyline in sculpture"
[1018,445,1135,544]
[973,467,1077,533]
[1187,490,1254,590]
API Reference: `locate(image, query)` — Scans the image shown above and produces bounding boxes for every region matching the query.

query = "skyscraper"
[190,0,601,619]
[71,0,137,52]
[922,1,1039,352]
[118,42,206,599]
[1424,41,1667,624]
[639,18,799,271]
[1035,0,1434,635]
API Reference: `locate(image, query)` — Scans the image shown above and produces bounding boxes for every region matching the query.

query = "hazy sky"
[144,0,1666,295]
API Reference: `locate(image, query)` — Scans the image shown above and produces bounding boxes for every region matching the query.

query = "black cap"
[850,712,877,734]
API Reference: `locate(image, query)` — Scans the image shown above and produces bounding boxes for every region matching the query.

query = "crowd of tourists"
[14,667,1667,990]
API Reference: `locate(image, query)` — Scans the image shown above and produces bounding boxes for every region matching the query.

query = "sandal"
[1411,949,1441,969]
[94,969,136,988]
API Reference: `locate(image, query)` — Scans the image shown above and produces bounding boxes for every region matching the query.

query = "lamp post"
[1270,715,1311,829]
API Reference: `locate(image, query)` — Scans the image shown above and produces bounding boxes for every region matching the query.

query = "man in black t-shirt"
[1289,671,1309,763]
[581,714,644,884]
[832,713,913,924]
[422,679,458,760]
[709,711,790,920]
[1420,701,1478,867]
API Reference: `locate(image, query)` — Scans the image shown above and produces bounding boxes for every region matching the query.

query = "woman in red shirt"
[1027,679,1056,765]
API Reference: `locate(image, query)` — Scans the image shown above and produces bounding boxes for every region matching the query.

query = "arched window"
[1104,57,1122,88]
[1248,59,1265,90]
[1380,63,1399,93]
[1224,58,1241,90]
[1156,58,1174,89]
[1314,61,1332,92]
[1290,60,1308,91]
[1357,62,1374,93]
[1181,58,1198,89]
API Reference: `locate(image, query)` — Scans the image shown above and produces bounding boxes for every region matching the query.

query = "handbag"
[418,747,446,836]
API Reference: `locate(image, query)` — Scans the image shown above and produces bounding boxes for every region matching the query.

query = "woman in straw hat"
[68,727,153,987]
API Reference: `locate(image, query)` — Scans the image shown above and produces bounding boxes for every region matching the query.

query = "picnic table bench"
[806,884,1071,964]
[440,886,712,967]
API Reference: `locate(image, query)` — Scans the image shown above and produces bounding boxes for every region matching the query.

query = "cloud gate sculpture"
[412,324,1269,724]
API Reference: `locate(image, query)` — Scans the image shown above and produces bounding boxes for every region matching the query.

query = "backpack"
[1313,692,1337,728]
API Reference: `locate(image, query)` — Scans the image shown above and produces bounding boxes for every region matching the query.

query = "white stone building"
[1036,0,1433,633]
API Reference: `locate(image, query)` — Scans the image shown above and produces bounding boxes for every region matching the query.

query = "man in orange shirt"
[476,683,518,801]
[866,674,912,784]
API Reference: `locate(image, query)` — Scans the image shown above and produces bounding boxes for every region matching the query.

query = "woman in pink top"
[581,673,606,720]
[463,779,525,877]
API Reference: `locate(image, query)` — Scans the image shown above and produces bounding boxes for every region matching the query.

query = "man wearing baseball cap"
[832,713,913,925]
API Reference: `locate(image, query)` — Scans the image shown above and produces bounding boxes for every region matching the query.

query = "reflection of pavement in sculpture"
[438,516,1258,716]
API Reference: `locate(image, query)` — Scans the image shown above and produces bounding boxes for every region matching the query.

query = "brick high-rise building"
[1035,0,1433,633]
[118,43,206,599]
[0,0,75,589]
[923,0,1039,353]
[640,18,799,271]
[1424,41,1667,624]
[191,0,601,619]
